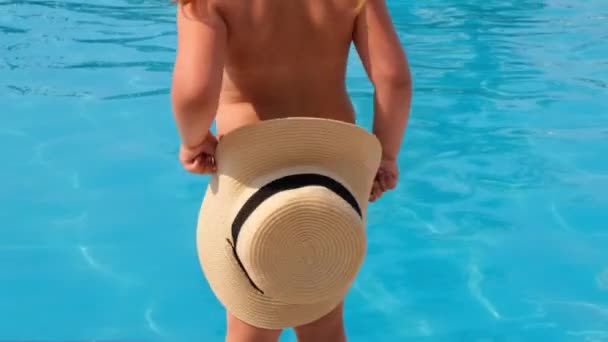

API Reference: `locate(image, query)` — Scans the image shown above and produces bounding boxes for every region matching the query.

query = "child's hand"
[370,158,399,202]
[179,132,218,175]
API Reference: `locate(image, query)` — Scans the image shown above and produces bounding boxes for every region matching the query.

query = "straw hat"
[196,117,382,329]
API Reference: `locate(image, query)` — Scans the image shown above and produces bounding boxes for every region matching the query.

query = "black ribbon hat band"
[226,173,362,294]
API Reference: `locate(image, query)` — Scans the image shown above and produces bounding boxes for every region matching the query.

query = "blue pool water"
[1,0,608,341]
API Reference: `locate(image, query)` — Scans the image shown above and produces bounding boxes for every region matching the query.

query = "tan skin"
[171,0,412,340]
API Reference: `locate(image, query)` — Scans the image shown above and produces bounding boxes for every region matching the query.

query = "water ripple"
[0,25,28,34]
[63,61,172,71]
[102,88,170,100]
[145,304,166,337]
[467,263,502,319]
[78,245,134,286]
[73,31,174,45]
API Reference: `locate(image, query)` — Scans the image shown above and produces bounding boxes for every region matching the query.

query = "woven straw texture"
[196,118,382,329]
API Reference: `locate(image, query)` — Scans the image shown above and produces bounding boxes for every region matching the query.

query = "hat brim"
[196,117,382,329]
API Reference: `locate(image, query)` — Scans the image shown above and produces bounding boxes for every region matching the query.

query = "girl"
[171,0,412,340]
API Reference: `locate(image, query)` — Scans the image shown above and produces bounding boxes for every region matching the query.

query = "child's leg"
[294,302,347,342]
[225,311,283,342]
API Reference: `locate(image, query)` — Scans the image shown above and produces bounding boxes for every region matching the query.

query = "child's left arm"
[171,1,227,148]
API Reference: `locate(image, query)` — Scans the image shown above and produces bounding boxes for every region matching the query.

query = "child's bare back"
[215,0,363,134]
[171,0,412,340]
[174,0,369,137]
[172,0,410,140]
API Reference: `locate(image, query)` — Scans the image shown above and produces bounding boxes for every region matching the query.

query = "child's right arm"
[353,0,412,163]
